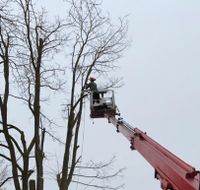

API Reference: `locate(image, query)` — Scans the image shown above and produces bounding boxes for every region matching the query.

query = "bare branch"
[73,168,124,179]
[72,180,124,190]
[0,176,14,188]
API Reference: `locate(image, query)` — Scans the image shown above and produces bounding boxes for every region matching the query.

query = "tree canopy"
[0,0,129,189]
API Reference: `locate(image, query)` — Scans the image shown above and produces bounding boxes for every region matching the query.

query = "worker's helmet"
[89,77,96,81]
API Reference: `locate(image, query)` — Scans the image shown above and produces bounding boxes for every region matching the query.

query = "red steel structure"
[104,114,200,190]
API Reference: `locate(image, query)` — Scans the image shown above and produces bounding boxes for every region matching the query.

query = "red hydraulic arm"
[105,114,200,190]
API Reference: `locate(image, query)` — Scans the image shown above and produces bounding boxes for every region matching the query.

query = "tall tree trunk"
[60,112,75,190]
[22,153,29,190]
[0,56,21,190]
[34,66,43,190]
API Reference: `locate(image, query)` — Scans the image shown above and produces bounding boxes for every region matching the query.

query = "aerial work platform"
[89,89,200,190]
[89,89,117,118]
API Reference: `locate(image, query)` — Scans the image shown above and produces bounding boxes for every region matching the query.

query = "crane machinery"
[89,89,200,190]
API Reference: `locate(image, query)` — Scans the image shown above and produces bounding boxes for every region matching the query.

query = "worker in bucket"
[85,77,100,103]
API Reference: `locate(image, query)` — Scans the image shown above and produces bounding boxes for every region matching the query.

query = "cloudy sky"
[82,0,200,189]
[39,0,200,189]
[6,0,200,189]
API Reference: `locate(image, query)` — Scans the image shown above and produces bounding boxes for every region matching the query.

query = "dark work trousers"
[93,91,100,103]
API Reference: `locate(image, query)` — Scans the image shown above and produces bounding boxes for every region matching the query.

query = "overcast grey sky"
[39,0,200,189]
[6,0,200,189]
[83,0,200,189]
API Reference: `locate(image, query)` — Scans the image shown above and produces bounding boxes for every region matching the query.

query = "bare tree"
[0,0,129,190]
[12,0,67,190]
[0,2,22,189]
[0,0,66,189]
[58,0,128,190]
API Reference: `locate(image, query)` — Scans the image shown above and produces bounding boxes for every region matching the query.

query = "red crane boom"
[89,89,200,190]
[105,114,200,190]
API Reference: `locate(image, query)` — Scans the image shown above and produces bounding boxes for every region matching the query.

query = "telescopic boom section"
[105,114,200,190]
